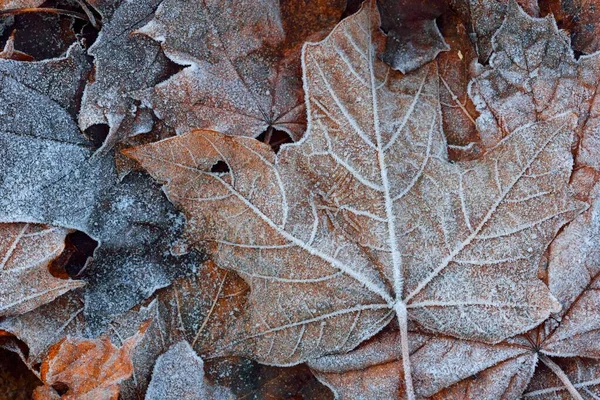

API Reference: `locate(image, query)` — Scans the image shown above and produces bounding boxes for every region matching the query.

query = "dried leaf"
[126,2,583,396]
[315,168,600,399]
[543,0,600,54]
[0,43,201,332]
[33,324,147,400]
[469,1,600,172]
[377,0,450,73]
[0,291,86,364]
[146,341,233,400]
[134,0,345,139]
[0,223,83,316]
[78,0,177,151]
[451,0,540,62]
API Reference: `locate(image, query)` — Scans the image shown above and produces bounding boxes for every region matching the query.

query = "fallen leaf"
[377,0,450,73]
[146,341,233,400]
[469,1,600,173]
[78,0,178,151]
[32,322,147,400]
[0,291,86,365]
[0,43,201,333]
[310,167,600,399]
[543,0,600,55]
[451,0,540,62]
[0,223,84,316]
[126,2,583,397]
[134,0,345,139]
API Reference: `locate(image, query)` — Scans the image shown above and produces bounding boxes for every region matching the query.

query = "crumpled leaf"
[451,0,539,62]
[126,1,583,396]
[0,43,201,333]
[145,341,233,400]
[134,0,345,139]
[0,223,84,317]
[78,0,177,151]
[469,0,600,172]
[377,0,450,73]
[32,323,147,400]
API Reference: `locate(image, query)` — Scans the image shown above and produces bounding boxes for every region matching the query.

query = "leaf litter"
[2,0,600,398]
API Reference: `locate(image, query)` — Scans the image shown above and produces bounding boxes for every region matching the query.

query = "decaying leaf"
[146,341,233,400]
[469,1,600,172]
[0,223,83,317]
[134,0,345,139]
[78,0,177,151]
[308,167,600,399]
[377,0,450,73]
[451,0,539,62]
[32,323,147,400]
[0,43,201,332]
[543,0,600,55]
[126,2,584,397]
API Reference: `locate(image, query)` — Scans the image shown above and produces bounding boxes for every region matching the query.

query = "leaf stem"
[395,301,415,400]
[539,354,584,400]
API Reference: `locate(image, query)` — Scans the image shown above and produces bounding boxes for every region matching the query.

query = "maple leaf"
[145,341,233,400]
[469,1,600,172]
[310,168,600,399]
[78,0,177,152]
[126,2,584,397]
[0,43,201,332]
[134,0,345,140]
[0,223,84,317]
[32,323,147,400]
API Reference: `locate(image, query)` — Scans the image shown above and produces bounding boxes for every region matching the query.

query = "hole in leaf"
[0,347,41,399]
[84,123,109,149]
[256,127,293,154]
[210,160,230,173]
[50,231,98,278]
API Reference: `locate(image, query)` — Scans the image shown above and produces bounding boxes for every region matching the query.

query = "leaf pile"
[2,0,600,399]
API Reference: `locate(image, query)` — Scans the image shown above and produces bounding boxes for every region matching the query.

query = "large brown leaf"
[126,2,584,397]
[0,223,83,317]
[309,167,600,399]
[134,0,345,140]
